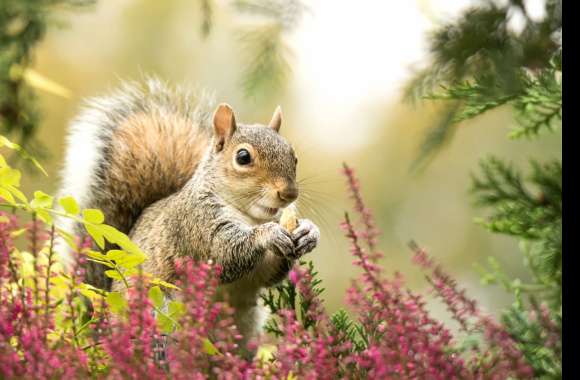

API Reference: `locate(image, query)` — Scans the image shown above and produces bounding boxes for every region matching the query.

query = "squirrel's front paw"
[257,222,295,258]
[291,219,320,258]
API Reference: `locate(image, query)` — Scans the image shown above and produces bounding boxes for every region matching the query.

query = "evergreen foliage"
[232,0,304,98]
[261,259,324,336]
[406,0,562,168]
[0,0,94,156]
[1,0,303,156]
[198,0,214,37]
[408,0,562,377]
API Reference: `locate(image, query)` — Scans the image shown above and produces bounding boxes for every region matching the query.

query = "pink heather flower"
[288,265,326,327]
[0,213,89,379]
[410,241,533,378]
[342,163,381,259]
[0,165,539,379]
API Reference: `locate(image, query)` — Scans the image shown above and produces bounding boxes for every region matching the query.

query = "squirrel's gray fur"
[56,78,320,351]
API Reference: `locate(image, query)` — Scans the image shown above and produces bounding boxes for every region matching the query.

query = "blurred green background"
[15,0,561,320]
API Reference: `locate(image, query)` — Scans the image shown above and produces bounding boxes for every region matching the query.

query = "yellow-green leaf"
[4,184,27,203]
[203,338,220,356]
[123,268,138,277]
[105,249,126,261]
[148,286,164,309]
[0,187,16,204]
[0,166,21,187]
[151,278,181,290]
[0,135,47,176]
[115,253,145,269]
[83,224,145,259]
[35,209,53,224]
[85,224,105,249]
[168,301,185,319]
[30,190,53,209]
[10,228,27,237]
[257,344,277,362]
[85,250,107,260]
[98,224,141,254]
[86,258,115,269]
[106,291,128,314]
[104,270,123,280]
[83,209,104,224]
[157,312,174,334]
[59,195,80,215]
[79,283,105,301]
[22,68,72,99]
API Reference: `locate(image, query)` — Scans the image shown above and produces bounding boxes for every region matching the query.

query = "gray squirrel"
[56,78,320,348]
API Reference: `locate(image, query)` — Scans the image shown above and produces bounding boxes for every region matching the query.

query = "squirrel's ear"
[268,106,282,132]
[213,103,237,151]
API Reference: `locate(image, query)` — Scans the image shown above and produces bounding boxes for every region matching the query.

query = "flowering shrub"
[0,137,557,379]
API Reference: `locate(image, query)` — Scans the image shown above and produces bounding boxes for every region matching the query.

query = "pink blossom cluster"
[0,162,538,379]
[0,211,89,379]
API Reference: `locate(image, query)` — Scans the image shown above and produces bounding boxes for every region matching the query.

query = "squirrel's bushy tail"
[56,78,215,287]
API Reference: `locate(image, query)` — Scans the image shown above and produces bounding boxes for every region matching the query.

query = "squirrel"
[56,78,320,349]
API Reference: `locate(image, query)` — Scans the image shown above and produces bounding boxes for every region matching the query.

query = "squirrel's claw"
[292,219,320,257]
[259,222,295,258]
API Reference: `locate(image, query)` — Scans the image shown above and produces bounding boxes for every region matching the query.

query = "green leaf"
[115,253,145,269]
[10,228,27,237]
[0,187,16,204]
[82,223,145,257]
[123,268,138,277]
[157,313,174,334]
[203,338,220,356]
[105,249,126,261]
[0,166,21,187]
[83,209,104,224]
[106,291,128,314]
[104,270,123,280]
[85,224,105,249]
[0,136,47,176]
[30,190,53,209]
[3,184,27,204]
[35,209,53,224]
[85,250,107,260]
[59,195,80,215]
[151,278,181,290]
[78,283,106,301]
[168,301,185,318]
[148,286,165,309]
[98,225,138,251]
[86,258,115,269]
[256,344,276,362]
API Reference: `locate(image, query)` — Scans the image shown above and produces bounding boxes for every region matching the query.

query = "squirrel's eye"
[236,149,252,165]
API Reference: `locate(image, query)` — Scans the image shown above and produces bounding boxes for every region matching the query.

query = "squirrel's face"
[212,104,299,222]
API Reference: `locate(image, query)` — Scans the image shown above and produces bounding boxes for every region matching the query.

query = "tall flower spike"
[342,163,381,260]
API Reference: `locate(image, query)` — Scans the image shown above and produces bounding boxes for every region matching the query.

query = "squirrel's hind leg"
[232,302,269,360]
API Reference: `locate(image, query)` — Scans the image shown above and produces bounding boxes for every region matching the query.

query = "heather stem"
[31,213,40,307]
[342,163,380,257]
[43,224,55,343]
[342,212,384,296]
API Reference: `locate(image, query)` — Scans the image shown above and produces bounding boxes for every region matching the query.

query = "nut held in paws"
[279,205,298,232]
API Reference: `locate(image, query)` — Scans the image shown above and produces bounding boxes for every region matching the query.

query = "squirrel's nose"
[278,186,299,203]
